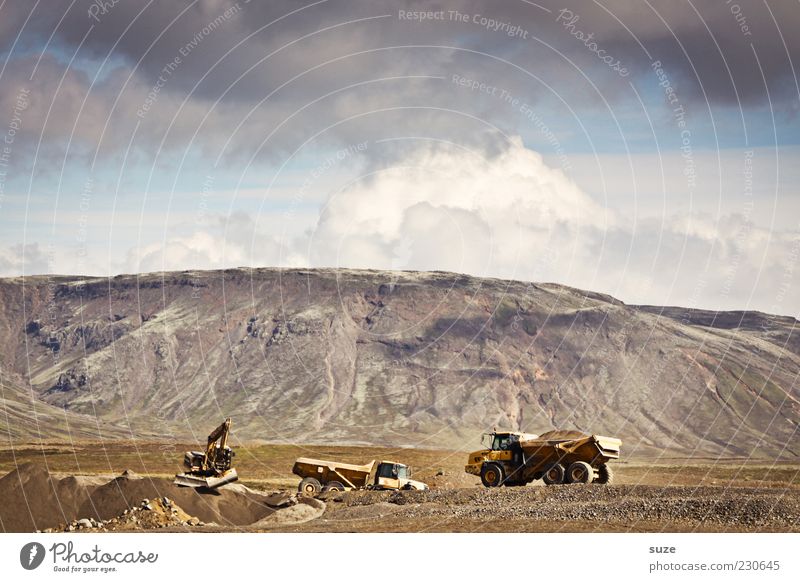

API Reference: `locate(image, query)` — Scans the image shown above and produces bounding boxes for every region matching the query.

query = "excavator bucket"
[174,468,239,489]
[173,418,238,489]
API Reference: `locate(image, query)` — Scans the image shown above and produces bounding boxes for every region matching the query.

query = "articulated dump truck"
[293,458,428,494]
[466,430,621,487]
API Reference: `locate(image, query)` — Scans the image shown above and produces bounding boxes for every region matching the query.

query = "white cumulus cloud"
[306,137,614,282]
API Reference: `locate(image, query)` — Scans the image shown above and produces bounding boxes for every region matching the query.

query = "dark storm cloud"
[0,0,797,164]
[457,0,800,109]
[6,1,797,101]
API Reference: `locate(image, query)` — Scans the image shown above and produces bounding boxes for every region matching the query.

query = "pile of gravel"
[44,497,209,532]
[0,463,277,532]
[342,484,800,528]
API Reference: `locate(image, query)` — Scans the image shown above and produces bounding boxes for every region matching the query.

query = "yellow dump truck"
[292,457,428,494]
[465,430,621,487]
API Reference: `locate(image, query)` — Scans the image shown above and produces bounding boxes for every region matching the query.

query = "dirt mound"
[0,464,285,531]
[0,463,93,532]
[78,473,274,526]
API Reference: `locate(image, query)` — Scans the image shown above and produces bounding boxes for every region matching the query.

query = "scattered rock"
[387,492,408,505]
[252,497,325,527]
[341,485,800,530]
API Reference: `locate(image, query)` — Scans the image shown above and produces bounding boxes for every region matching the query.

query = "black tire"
[566,461,593,484]
[298,477,321,495]
[542,463,565,485]
[322,480,345,492]
[595,464,613,485]
[480,463,505,487]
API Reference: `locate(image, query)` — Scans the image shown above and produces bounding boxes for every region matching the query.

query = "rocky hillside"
[0,268,797,459]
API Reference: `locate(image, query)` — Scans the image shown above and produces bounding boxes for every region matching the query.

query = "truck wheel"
[566,461,593,484]
[322,481,345,492]
[595,464,614,485]
[480,463,505,487]
[542,464,565,485]
[298,477,321,495]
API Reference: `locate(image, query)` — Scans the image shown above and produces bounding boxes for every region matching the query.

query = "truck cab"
[372,461,428,490]
[466,431,539,473]
[483,431,528,451]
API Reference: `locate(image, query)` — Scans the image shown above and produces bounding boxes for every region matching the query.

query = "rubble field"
[283,485,800,532]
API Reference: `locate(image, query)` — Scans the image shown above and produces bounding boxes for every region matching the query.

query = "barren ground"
[1,442,798,533]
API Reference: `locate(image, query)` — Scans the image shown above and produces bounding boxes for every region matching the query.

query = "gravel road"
[265,484,800,532]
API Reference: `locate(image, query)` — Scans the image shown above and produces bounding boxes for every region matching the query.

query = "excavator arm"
[202,417,232,472]
[174,418,238,489]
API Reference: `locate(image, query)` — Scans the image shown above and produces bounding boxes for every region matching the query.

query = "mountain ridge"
[0,267,797,459]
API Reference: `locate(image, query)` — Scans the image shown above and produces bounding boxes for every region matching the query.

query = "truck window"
[492,436,510,450]
[377,463,398,478]
[397,465,408,479]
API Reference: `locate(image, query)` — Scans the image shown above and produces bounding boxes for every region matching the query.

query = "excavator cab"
[174,418,239,489]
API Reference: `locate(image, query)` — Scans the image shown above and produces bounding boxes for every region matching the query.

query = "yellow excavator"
[173,418,239,489]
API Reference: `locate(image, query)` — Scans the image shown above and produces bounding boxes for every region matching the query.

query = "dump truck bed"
[519,431,621,462]
[292,457,376,489]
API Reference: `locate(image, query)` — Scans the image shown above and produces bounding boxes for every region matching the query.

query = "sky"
[0,0,798,316]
